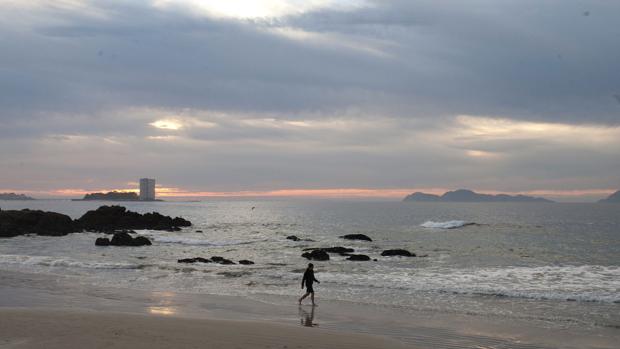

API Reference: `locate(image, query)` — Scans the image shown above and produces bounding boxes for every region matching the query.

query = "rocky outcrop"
[178,257,212,264]
[238,260,255,265]
[346,254,371,261]
[0,209,74,237]
[381,249,415,257]
[303,247,354,254]
[96,231,152,246]
[211,256,236,265]
[95,237,110,246]
[286,235,301,241]
[75,205,191,232]
[301,249,329,261]
[339,234,372,242]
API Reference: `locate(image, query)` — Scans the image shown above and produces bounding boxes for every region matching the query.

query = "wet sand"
[0,308,411,349]
[1,270,618,349]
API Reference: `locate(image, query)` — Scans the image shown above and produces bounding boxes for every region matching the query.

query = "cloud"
[0,1,619,199]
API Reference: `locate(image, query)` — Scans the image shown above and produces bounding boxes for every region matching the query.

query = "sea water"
[1,199,618,329]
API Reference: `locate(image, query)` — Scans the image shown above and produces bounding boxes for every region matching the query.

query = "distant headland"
[77,191,140,201]
[403,189,553,203]
[0,193,35,200]
[598,190,620,203]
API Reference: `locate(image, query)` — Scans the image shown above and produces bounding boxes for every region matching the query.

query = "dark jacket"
[302,269,319,288]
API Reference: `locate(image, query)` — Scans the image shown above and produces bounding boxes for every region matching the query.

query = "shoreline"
[1,269,618,349]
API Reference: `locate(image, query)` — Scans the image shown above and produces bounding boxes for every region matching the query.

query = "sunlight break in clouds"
[150,119,184,130]
[152,0,367,19]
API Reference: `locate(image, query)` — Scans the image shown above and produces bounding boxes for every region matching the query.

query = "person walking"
[298,263,320,306]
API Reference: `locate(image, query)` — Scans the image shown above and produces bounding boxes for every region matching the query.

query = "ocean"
[1,199,619,332]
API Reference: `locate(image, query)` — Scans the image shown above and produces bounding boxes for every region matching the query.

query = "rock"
[0,209,75,238]
[346,254,371,261]
[238,260,255,265]
[286,235,301,241]
[75,205,191,232]
[110,232,134,246]
[95,237,110,246]
[178,257,211,264]
[381,249,415,257]
[133,236,152,246]
[339,234,372,242]
[195,230,203,233]
[108,232,152,247]
[301,249,329,261]
[211,256,235,265]
[302,247,354,254]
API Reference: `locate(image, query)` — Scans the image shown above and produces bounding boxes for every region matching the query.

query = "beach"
[1,199,619,348]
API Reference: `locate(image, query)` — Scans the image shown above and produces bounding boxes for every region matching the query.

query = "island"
[403,189,553,203]
[598,190,620,203]
[78,191,140,201]
[0,193,35,200]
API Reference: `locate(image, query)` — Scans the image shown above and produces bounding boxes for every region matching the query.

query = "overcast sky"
[1,0,619,201]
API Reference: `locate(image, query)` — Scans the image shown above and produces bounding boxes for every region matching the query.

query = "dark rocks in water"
[75,205,191,232]
[0,192,35,200]
[95,237,110,246]
[238,260,255,265]
[218,271,252,278]
[339,234,372,242]
[301,249,329,261]
[211,256,235,265]
[81,191,139,201]
[302,247,354,255]
[0,209,75,238]
[381,249,415,257]
[346,254,371,261]
[178,257,211,264]
[104,231,152,246]
[133,236,152,246]
[195,230,203,233]
[286,235,301,241]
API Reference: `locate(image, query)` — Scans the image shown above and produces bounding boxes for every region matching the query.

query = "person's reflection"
[298,305,318,327]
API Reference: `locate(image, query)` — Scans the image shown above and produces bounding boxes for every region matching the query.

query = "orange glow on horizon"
[1,187,615,199]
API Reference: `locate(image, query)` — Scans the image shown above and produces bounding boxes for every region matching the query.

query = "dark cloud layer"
[1,1,619,199]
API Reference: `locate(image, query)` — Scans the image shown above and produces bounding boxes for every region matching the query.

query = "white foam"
[320,264,620,303]
[420,220,472,229]
[150,236,259,246]
[0,254,141,270]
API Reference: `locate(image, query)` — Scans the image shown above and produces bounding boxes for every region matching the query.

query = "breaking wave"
[420,220,475,229]
[0,254,142,270]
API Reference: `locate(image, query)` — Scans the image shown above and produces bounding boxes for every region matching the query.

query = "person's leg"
[310,292,315,306]
[298,292,310,304]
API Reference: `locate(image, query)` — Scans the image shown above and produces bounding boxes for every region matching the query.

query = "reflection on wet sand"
[148,291,178,316]
[299,305,318,327]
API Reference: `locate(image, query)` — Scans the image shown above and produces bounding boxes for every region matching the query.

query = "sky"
[1,0,619,201]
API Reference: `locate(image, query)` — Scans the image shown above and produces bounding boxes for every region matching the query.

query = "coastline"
[1,269,618,349]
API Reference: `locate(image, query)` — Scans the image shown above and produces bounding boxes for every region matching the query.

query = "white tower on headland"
[139,178,156,201]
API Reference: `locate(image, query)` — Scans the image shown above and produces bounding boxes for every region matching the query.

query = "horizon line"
[1,187,616,200]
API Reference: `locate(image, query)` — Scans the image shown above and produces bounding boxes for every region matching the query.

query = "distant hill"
[80,191,139,201]
[598,190,620,203]
[403,189,553,203]
[0,193,35,200]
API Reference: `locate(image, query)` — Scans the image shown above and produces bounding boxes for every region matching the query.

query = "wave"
[420,220,474,229]
[320,265,620,303]
[0,254,142,270]
[150,236,262,246]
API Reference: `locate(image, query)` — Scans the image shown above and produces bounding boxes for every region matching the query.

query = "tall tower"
[139,178,156,201]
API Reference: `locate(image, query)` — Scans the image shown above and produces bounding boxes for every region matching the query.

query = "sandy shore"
[0,308,412,349]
